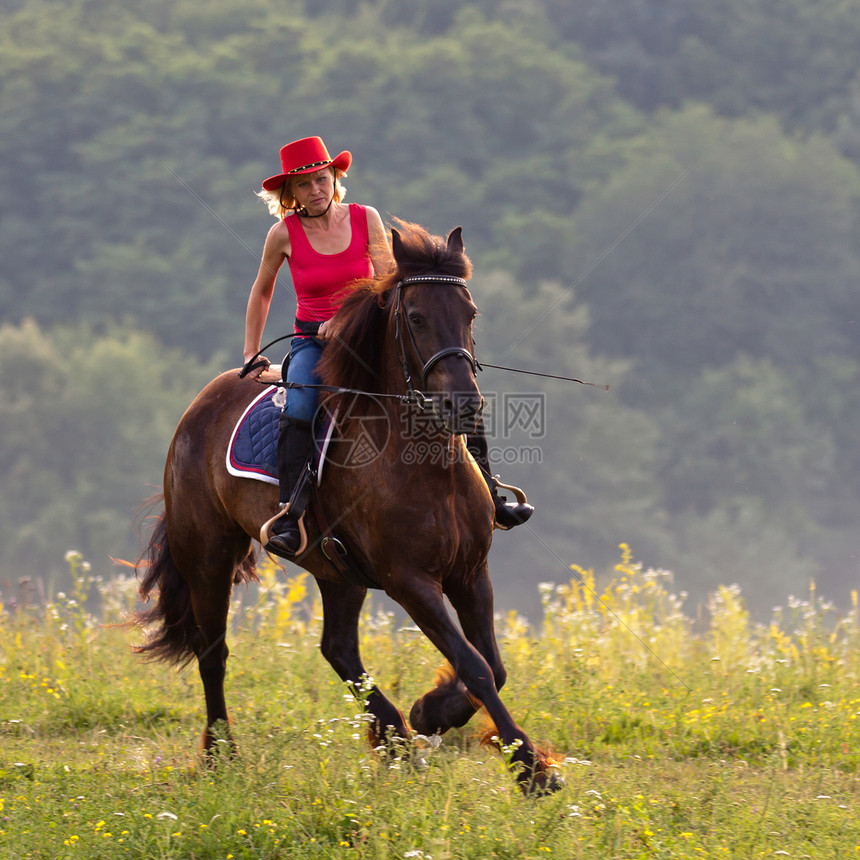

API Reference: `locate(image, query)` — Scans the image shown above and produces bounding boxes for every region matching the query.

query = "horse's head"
[390,225,483,436]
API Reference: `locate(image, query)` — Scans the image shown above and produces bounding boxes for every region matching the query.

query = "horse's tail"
[131,497,200,667]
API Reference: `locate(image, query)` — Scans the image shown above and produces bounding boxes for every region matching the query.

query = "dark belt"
[294,318,322,336]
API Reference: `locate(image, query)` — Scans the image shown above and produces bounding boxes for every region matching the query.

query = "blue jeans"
[283,335,324,423]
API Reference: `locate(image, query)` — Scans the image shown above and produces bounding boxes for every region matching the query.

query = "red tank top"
[284,203,372,326]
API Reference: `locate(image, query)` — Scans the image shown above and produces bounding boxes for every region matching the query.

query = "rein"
[479,362,610,390]
[239,333,434,409]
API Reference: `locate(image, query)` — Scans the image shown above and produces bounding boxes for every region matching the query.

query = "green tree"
[471,271,665,612]
[565,106,860,601]
[0,319,221,588]
[653,357,837,604]
[4,0,859,612]
[570,106,860,402]
[540,0,860,136]
[0,0,638,355]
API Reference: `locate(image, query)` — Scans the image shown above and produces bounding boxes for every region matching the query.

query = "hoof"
[519,768,565,797]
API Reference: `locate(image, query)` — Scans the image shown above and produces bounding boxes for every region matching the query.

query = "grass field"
[1,546,858,859]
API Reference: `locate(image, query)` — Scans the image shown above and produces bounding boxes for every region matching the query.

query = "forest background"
[2,0,860,619]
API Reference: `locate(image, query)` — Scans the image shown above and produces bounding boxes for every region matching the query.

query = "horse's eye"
[408,312,425,327]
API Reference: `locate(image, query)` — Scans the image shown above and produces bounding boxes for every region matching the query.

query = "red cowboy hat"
[261,136,352,191]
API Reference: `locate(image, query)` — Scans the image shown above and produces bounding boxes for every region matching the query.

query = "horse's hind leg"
[316,578,410,749]
[172,535,251,758]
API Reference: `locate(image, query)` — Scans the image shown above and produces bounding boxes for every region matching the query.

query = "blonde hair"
[256,167,347,220]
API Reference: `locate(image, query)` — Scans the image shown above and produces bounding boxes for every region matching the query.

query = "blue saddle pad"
[227,386,336,485]
[227,386,281,485]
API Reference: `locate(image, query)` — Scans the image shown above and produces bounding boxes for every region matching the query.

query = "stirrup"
[490,476,533,531]
[260,504,309,558]
[492,476,529,506]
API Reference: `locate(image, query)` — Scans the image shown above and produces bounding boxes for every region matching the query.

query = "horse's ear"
[391,228,405,265]
[446,226,464,255]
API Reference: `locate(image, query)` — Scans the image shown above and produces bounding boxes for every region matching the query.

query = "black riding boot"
[467,420,534,530]
[260,416,314,558]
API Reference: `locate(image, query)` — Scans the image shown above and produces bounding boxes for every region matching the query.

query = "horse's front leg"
[395,572,559,795]
[446,568,560,793]
[409,565,505,735]
[315,578,410,751]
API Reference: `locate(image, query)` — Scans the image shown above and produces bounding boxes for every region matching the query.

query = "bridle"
[392,275,480,400]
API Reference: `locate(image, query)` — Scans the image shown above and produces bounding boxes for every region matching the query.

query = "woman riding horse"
[243,136,533,558]
[136,220,559,794]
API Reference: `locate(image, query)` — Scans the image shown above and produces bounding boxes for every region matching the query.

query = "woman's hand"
[317,319,336,341]
[239,354,271,379]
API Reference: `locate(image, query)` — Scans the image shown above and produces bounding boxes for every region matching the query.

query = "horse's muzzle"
[437,391,483,436]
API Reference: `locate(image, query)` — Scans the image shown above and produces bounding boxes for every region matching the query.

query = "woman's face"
[292,168,335,214]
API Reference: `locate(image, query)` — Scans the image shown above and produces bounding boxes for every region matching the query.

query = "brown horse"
[134,222,559,794]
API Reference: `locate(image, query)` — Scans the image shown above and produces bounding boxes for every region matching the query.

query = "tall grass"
[1,546,858,859]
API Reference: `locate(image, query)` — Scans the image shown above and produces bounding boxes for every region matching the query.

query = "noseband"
[392,275,480,398]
